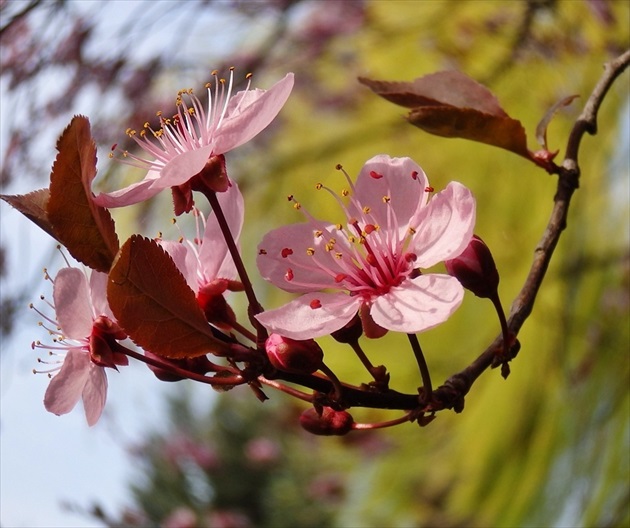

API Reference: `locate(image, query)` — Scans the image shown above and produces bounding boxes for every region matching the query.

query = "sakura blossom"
[158,181,246,330]
[32,267,128,426]
[255,155,476,340]
[94,70,294,212]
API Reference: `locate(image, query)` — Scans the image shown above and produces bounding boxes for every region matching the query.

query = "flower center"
[109,68,252,174]
[268,165,424,300]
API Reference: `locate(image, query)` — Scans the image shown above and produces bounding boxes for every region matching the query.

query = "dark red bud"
[445,235,499,298]
[330,314,363,343]
[89,316,129,368]
[190,154,230,193]
[196,279,237,329]
[299,407,354,436]
[144,350,214,382]
[265,334,323,374]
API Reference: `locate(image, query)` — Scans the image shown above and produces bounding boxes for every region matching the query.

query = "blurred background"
[1,1,628,526]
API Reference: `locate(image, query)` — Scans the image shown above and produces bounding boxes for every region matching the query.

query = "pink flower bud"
[445,235,499,298]
[265,334,323,374]
[299,407,354,436]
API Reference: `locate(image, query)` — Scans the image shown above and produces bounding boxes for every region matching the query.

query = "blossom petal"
[410,181,476,268]
[255,292,359,340]
[82,365,108,426]
[213,73,294,153]
[93,170,161,208]
[53,267,93,339]
[159,240,197,291]
[44,349,90,416]
[198,181,244,280]
[350,155,429,235]
[257,222,341,293]
[155,144,214,189]
[370,274,464,333]
[89,271,114,319]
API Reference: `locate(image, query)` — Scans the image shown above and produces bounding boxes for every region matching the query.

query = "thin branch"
[430,49,630,413]
[271,49,629,415]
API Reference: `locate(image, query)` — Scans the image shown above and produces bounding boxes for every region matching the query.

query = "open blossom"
[32,267,128,426]
[94,70,294,213]
[159,181,244,328]
[255,155,476,340]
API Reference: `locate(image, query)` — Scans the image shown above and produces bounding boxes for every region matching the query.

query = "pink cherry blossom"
[32,267,128,426]
[255,155,476,340]
[94,70,294,210]
[159,181,245,328]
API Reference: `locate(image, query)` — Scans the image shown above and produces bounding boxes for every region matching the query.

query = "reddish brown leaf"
[1,189,56,240]
[360,71,530,157]
[47,115,119,273]
[107,235,231,359]
[408,106,529,157]
[359,71,508,116]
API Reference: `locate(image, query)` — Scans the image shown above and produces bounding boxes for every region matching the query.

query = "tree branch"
[264,50,630,416]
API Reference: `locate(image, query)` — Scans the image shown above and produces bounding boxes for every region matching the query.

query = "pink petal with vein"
[53,267,93,339]
[370,274,464,333]
[255,292,359,340]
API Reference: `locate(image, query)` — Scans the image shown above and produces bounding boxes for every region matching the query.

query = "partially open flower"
[299,407,354,436]
[444,235,499,298]
[159,182,244,330]
[95,70,293,214]
[265,333,324,374]
[31,267,128,426]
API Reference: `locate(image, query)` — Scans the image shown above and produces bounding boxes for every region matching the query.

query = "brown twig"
[430,48,630,413]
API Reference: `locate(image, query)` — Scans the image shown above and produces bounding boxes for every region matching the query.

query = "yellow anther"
[382,196,390,203]
[314,230,323,237]
[408,227,417,235]
[306,248,315,256]
[293,202,301,210]
[335,252,343,259]
[316,183,323,190]
[362,206,371,214]
[246,72,253,79]
[211,69,219,75]
[341,189,349,197]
